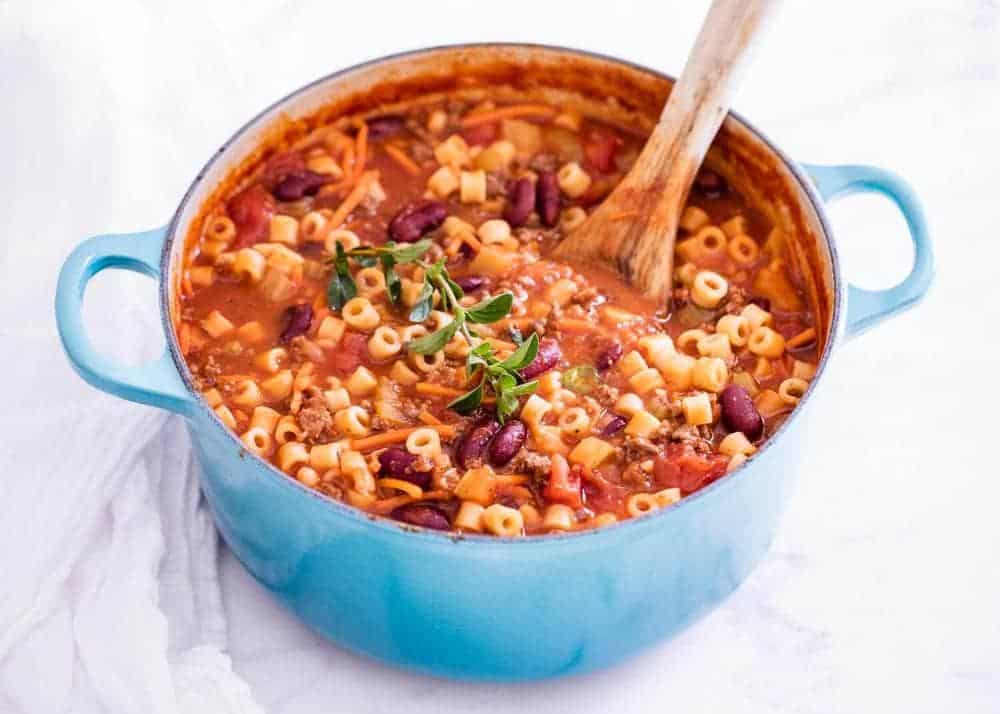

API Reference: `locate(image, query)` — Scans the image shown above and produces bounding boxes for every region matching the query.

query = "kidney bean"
[455,275,488,293]
[520,338,561,379]
[455,418,501,470]
[390,503,451,531]
[377,446,431,489]
[489,420,527,466]
[595,342,624,370]
[388,200,448,243]
[279,303,313,343]
[695,169,727,198]
[749,296,771,312]
[536,171,561,227]
[503,177,536,228]
[273,171,328,201]
[719,385,764,441]
[599,413,628,437]
[365,115,405,140]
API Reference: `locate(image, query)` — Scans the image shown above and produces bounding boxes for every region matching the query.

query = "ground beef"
[433,467,461,492]
[571,286,600,308]
[621,461,652,490]
[623,435,660,462]
[297,395,334,441]
[672,287,690,308]
[671,424,713,454]
[528,153,559,172]
[508,451,552,478]
[723,286,749,314]
[594,383,620,405]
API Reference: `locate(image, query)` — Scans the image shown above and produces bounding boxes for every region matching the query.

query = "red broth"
[177,96,819,536]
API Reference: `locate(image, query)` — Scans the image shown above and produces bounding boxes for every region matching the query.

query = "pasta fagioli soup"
[176,92,819,537]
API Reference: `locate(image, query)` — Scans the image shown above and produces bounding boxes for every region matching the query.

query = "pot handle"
[55,226,195,415]
[804,163,934,339]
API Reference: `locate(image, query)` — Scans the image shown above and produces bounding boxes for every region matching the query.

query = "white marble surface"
[3,0,999,711]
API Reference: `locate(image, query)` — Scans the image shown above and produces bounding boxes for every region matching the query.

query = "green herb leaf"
[380,254,401,305]
[562,364,600,395]
[390,238,432,264]
[448,381,485,415]
[508,380,539,397]
[407,280,435,322]
[466,341,495,373]
[465,292,514,324]
[354,254,377,268]
[494,373,519,422]
[501,332,539,371]
[327,243,358,310]
[407,319,459,355]
[424,258,446,282]
[444,274,465,301]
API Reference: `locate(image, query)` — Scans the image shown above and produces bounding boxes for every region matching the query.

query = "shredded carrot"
[610,211,640,222]
[370,494,413,514]
[214,374,254,383]
[496,316,538,330]
[328,170,378,230]
[556,318,601,334]
[494,474,529,487]
[502,486,535,501]
[337,137,355,179]
[177,323,191,356]
[444,236,463,258]
[351,424,457,452]
[384,144,421,175]
[353,122,368,179]
[419,490,452,501]
[786,327,817,349]
[418,410,443,425]
[415,383,467,399]
[416,381,495,405]
[461,233,483,253]
[460,103,556,128]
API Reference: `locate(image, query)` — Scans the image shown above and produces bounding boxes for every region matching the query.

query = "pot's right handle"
[804,163,934,339]
[55,226,195,415]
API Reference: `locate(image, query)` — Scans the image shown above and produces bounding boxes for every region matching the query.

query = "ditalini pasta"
[176,90,820,536]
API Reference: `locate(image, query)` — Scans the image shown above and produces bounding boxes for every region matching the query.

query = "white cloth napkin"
[0,331,264,714]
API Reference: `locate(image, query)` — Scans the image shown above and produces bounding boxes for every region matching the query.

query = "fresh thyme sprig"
[451,334,540,422]
[326,238,541,421]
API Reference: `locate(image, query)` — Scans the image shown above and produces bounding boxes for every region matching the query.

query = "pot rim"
[161,42,843,546]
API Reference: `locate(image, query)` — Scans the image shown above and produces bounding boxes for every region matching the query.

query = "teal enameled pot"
[54,45,933,680]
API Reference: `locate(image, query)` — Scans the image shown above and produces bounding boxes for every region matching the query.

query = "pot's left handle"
[55,226,195,415]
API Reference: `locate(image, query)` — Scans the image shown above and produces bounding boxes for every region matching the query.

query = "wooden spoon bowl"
[554,0,780,309]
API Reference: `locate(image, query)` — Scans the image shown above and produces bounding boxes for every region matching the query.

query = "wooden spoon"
[554,0,780,309]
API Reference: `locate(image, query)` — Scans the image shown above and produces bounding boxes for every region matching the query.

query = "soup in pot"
[176,94,819,536]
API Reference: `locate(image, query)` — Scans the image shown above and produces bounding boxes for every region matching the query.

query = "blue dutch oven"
[54,45,933,680]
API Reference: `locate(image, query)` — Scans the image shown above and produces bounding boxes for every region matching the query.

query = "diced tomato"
[583,129,622,173]
[462,121,499,147]
[227,184,275,248]
[329,331,369,375]
[259,151,306,186]
[653,443,729,495]
[544,454,583,509]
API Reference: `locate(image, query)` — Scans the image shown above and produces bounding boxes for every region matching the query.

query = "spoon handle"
[654,0,781,174]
